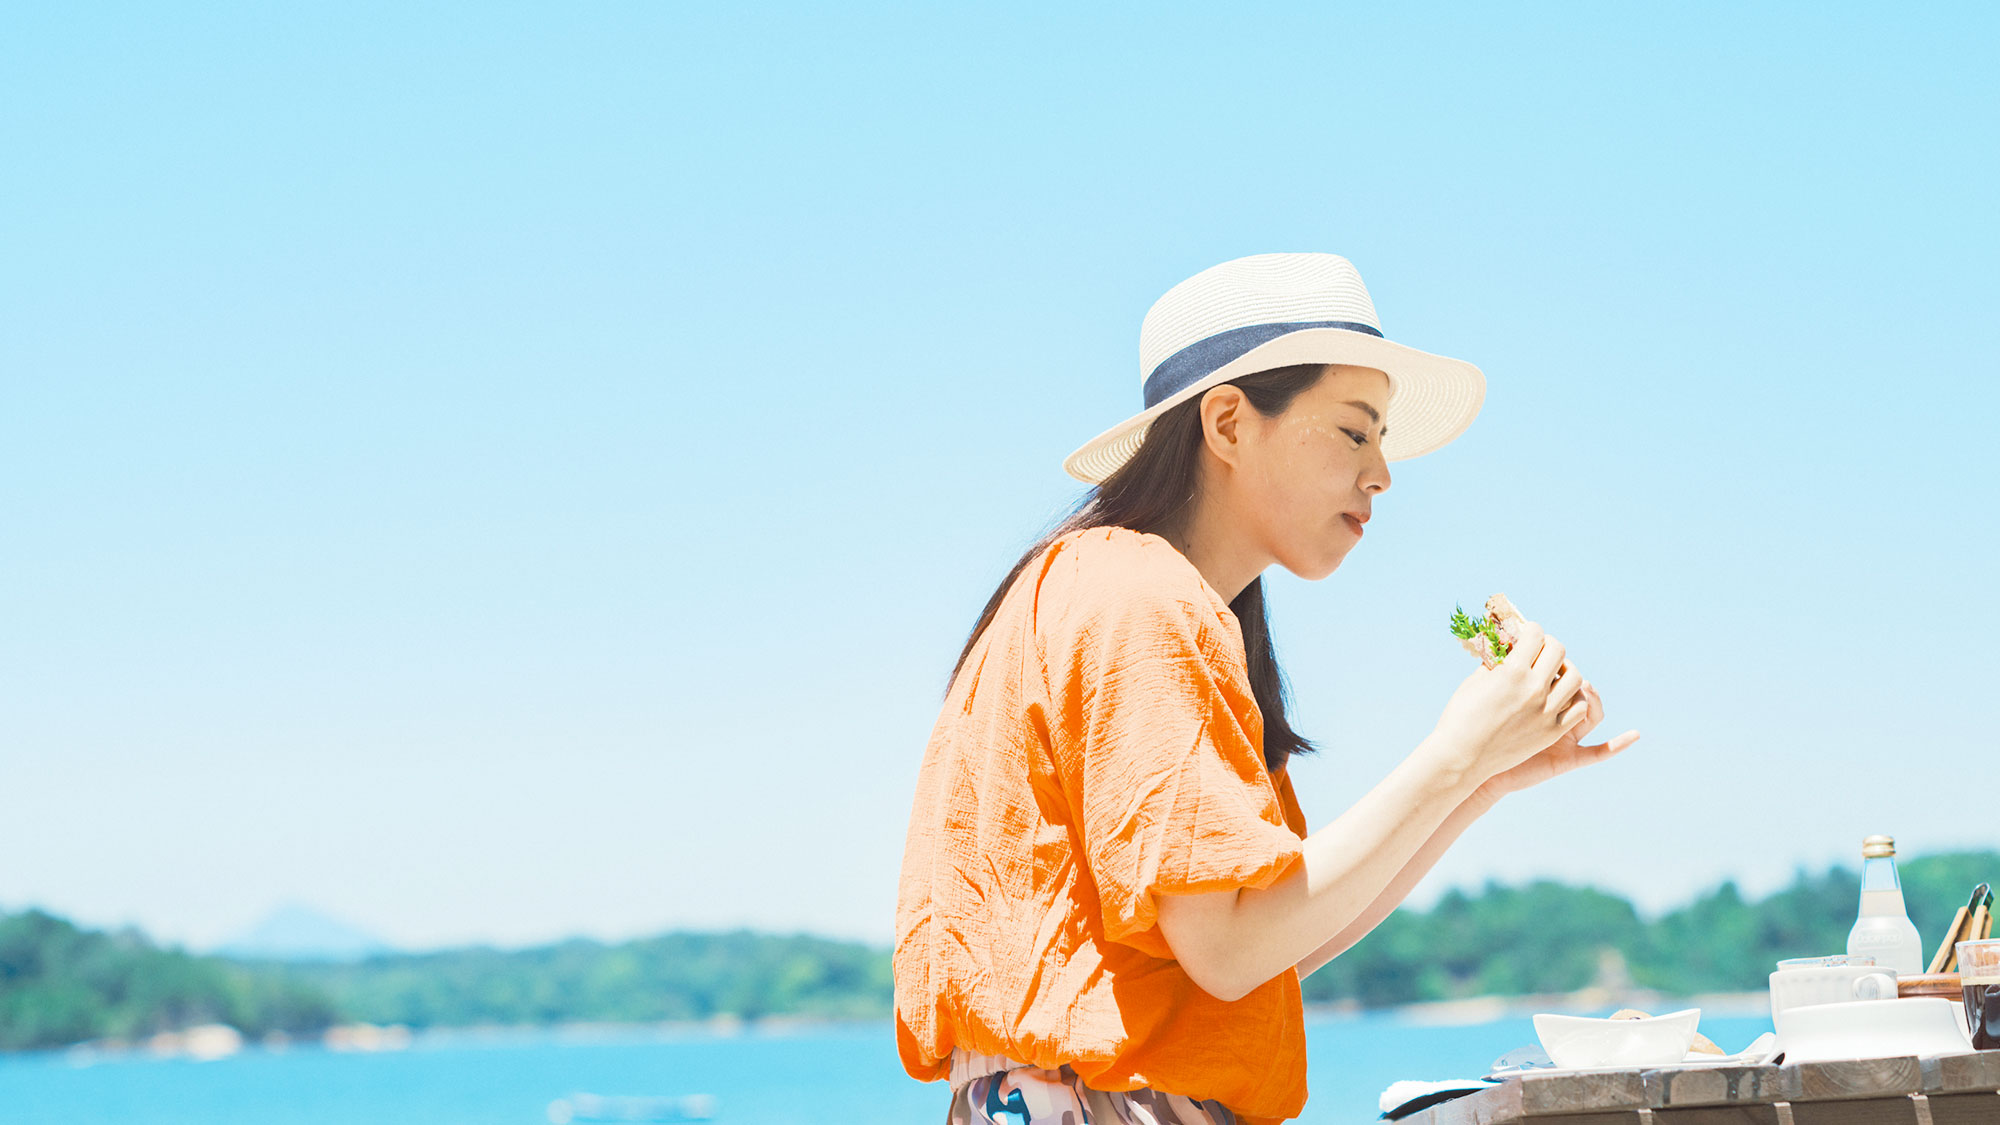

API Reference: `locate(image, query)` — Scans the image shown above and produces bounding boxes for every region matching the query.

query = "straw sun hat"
[1063,252,1486,484]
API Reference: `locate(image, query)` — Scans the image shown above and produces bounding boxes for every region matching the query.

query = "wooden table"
[1394,1050,2000,1124]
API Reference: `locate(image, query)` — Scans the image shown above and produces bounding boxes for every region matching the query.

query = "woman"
[894,253,1639,1125]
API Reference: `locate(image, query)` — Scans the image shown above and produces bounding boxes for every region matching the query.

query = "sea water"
[0,1013,1778,1124]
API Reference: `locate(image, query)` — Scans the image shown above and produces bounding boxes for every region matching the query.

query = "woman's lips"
[1342,513,1365,536]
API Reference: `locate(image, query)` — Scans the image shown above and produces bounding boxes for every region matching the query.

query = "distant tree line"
[0,910,335,1050]
[272,931,893,1027]
[2,852,1990,1051]
[1299,851,1991,1006]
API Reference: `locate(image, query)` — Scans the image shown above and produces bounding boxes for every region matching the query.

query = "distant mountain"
[215,903,396,963]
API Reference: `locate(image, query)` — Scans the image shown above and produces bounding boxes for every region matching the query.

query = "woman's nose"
[1362,453,1391,494]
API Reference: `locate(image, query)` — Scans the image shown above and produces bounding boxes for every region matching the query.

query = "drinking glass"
[1956,939,2000,1050]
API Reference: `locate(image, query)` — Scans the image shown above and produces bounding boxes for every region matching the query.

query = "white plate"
[1486,1033,1779,1079]
[1533,1008,1701,1069]
[1776,998,1972,1063]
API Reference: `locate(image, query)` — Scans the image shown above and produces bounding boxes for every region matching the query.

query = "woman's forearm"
[1294,782,1500,979]
[1217,733,1483,997]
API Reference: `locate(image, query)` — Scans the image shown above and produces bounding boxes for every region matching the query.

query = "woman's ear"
[1198,384,1248,469]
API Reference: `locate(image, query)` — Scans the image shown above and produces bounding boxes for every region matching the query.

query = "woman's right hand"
[1428,621,1590,787]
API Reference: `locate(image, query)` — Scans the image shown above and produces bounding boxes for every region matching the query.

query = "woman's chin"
[1283,544,1354,582]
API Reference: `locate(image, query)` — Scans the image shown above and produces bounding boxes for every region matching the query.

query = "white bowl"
[1532,1008,1702,1069]
[1774,998,1973,1063]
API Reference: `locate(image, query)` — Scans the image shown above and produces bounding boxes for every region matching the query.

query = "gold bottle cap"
[1862,834,1895,858]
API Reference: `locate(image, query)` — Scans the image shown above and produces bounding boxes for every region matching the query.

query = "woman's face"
[1226,365,1393,581]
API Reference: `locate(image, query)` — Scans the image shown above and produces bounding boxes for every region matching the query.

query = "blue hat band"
[1141,320,1384,409]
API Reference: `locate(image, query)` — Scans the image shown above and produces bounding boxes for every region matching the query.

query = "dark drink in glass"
[1959,940,2000,1051]
[1965,978,2000,1051]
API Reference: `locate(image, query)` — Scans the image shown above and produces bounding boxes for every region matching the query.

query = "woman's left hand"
[1475,681,1639,801]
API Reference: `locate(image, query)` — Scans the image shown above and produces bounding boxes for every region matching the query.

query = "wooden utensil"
[1896,971,1963,999]
[1929,901,1971,973]
[1957,888,1991,971]
[1933,883,1991,973]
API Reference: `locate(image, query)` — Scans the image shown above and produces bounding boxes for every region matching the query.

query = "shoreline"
[36,990,1775,1066]
[1307,989,1772,1026]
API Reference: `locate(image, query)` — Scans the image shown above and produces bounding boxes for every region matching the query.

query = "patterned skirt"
[947,1048,1238,1125]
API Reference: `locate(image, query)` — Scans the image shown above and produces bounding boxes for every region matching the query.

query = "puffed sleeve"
[1042,541,1305,961]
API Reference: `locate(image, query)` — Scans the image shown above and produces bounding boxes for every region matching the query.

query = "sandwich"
[1449,594,1527,668]
[1611,1009,1725,1056]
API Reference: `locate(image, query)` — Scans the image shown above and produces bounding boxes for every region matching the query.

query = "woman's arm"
[1161,678,1637,1000]
[1154,730,1484,1002]
[1297,681,1637,978]
[1156,629,1615,1003]
[1293,783,1498,979]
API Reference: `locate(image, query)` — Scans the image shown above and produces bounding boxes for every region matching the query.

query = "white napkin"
[1678,1032,1779,1066]
[1378,1078,1500,1117]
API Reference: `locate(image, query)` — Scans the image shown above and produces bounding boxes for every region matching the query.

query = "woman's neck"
[1155,505,1268,605]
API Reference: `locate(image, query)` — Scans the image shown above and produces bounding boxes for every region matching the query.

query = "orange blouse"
[894,526,1312,1125]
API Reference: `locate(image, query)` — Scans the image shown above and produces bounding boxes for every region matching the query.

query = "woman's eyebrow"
[1342,400,1381,424]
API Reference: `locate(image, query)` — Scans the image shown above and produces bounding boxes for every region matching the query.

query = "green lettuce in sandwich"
[1449,594,1527,669]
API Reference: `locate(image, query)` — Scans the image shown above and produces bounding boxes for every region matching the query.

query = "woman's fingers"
[1604,730,1641,754]
[1558,695,1592,731]
[1529,628,1565,678]
[1569,681,1605,739]
[1508,622,1547,671]
[1548,664,1585,714]
[1567,677,1603,722]
[1579,730,1642,762]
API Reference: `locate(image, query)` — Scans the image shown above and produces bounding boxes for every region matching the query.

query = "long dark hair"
[947,364,1327,776]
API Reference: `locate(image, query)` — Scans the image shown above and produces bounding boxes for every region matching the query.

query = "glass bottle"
[1846,834,1925,974]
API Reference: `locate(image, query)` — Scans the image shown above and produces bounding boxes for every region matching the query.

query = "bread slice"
[1459,593,1526,669]
[1610,1009,1724,1055]
[1485,594,1526,654]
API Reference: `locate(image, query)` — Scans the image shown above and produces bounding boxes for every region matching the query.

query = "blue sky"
[3,3,1995,952]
